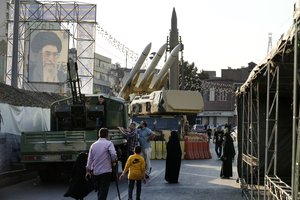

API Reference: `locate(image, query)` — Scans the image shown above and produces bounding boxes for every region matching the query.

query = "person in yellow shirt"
[119,146,146,200]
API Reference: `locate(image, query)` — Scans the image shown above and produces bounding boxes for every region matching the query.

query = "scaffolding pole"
[241,82,261,199]
[241,93,247,191]
[263,64,286,199]
[292,17,300,200]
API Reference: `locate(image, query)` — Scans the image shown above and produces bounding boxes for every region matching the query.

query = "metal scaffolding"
[5,1,96,94]
[240,81,261,200]
[263,64,290,199]
[237,12,300,200]
[292,17,300,200]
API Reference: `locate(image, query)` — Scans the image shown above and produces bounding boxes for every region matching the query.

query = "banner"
[28,29,69,83]
[0,103,50,136]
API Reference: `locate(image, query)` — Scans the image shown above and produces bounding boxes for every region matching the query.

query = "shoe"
[221,176,230,179]
[145,174,149,179]
[64,192,69,197]
[149,167,152,174]
[168,180,178,183]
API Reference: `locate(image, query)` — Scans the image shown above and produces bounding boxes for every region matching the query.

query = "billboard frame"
[6,1,96,94]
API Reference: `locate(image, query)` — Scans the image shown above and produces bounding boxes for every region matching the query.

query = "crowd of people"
[64,95,236,199]
[65,93,159,200]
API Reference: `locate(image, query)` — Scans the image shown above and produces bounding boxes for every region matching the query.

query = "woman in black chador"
[165,130,182,183]
[220,130,236,179]
[64,152,94,200]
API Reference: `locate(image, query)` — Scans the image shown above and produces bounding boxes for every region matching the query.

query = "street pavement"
[0,141,243,200]
[104,142,243,200]
[108,141,243,200]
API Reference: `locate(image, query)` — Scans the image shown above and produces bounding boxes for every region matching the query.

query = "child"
[119,146,146,200]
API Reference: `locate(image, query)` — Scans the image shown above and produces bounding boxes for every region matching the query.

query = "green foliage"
[179,61,208,91]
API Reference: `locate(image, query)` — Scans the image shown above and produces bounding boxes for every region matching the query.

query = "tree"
[179,61,208,91]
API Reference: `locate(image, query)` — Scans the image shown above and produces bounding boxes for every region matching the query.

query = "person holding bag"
[86,128,117,200]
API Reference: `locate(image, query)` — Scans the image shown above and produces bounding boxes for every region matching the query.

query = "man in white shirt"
[86,128,117,200]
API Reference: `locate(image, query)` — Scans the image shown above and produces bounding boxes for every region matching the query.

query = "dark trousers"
[94,172,111,200]
[215,144,222,158]
[220,157,233,178]
[128,179,142,200]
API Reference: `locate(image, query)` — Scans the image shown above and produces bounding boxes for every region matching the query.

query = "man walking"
[86,128,117,200]
[137,121,155,178]
[213,126,224,159]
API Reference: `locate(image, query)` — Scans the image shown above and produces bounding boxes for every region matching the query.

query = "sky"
[61,0,296,76]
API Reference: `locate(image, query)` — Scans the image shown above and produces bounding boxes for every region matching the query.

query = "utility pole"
[125,50,128,68]
[11,0,20,88]
[267,32,272,54]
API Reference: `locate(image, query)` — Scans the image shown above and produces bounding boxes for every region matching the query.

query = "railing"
[24,131,88,144]
[265,175,293,200]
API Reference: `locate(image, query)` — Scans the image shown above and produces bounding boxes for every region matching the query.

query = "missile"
[135,43,167,90]
[118,43,151,99]
[150,43,181,90]
[153,73,169,91]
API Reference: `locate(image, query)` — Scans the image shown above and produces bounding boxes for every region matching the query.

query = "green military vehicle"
[20,62,128,180]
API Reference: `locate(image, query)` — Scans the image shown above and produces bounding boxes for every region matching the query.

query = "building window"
[100,74,106,81]
[209,87,215,101]
[94,71,100,79]
[217,90,227,101]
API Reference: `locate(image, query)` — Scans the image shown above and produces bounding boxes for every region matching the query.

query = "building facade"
[93,53,116,94]
[197,64,254,128]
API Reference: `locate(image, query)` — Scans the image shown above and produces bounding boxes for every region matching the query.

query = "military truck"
[20,62,128,180]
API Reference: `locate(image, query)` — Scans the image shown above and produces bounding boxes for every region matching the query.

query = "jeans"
[215,144,222,158]
[94,172,111,200]
[128,179,142,200]
[142,147,152,175]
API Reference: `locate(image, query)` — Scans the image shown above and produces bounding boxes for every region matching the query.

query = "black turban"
[31,31,62,53]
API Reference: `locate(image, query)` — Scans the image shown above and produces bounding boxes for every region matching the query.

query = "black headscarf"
[222,132,235,159]
[64,152,94,199]
[165,131,182,183]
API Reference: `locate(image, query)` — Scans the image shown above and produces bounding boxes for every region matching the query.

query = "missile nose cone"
[136,43,166,89]
[156,43,167,56]
[143,43,152,56]
[170,44,181,57]
[118,43,152,99]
